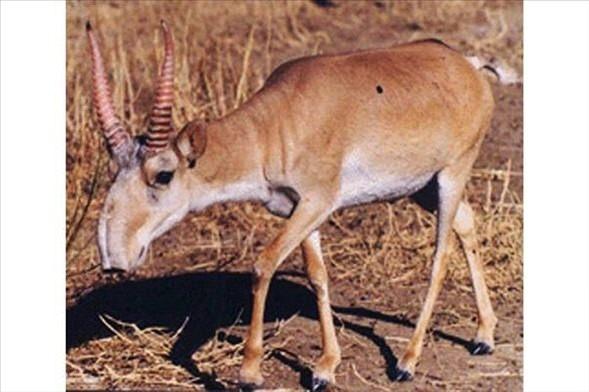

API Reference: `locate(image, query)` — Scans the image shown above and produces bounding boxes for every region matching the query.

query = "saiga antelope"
[88,20,501,390]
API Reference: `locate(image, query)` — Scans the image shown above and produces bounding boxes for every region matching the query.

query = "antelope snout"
[102,265,128,275]
[101,244,147,273]
[101,255,131,273]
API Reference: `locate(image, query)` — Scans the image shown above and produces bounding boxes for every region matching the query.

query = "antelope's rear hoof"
[311,375,329,391]
[471,341,494,356]
[392,366,413,382]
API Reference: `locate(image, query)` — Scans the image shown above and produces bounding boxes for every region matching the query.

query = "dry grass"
[67,314,297,390]
[66,1,522,390]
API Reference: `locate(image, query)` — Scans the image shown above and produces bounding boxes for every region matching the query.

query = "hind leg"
[395,150,479,380]
[411,174,497,355]
[453,201,497,354]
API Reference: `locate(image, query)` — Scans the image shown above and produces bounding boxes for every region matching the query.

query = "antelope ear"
[176,120,208,168]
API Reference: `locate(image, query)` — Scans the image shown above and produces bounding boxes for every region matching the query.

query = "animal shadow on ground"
[67,271,473,389]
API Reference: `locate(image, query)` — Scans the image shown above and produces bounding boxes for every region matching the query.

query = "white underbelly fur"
[337,157,435,208]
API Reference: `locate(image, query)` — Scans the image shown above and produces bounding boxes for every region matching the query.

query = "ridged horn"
[86,21,131,161]
[145,20,175,153]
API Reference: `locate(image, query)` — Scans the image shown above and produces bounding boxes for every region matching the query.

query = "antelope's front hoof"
[238,368,264,391]
[471,341,494,356]
[310,374,329,392]
[392,366,413,382]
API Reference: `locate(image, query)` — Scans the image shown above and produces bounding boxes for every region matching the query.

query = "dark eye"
[155,170,174,185]
[135,134,148,146]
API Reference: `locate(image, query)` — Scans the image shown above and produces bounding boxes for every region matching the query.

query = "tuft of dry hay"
[67,1,522,390]
[67,314,296,390]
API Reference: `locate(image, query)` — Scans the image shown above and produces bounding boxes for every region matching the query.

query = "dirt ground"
[66,1,522,391]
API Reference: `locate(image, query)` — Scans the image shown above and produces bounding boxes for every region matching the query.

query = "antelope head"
[88,21,206,272]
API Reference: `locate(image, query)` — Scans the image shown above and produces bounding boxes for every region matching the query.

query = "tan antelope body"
[88,22,498,389]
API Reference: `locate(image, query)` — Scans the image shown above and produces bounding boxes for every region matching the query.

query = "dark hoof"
[393,367,413,382]
[239,382,261,391]
[471,341,494,356]
[311,375,329,392]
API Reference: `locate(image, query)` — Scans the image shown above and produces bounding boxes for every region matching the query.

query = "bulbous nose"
[101,257,130,273]
[102,266,128,275]
[101,245,146,274]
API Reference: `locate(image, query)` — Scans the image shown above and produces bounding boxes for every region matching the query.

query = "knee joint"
[253,252,276,281]
[253,263,272,282]
[454,203,476,237]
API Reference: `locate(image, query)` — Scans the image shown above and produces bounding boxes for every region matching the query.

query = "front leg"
[301,230,341,391]
[239,195,336,388]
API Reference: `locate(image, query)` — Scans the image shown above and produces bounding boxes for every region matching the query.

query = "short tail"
[466,56,521,85]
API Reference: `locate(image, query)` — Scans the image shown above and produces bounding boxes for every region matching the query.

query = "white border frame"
[1,1,589,391]
[524,2,589,392]
[1,2,66,391]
